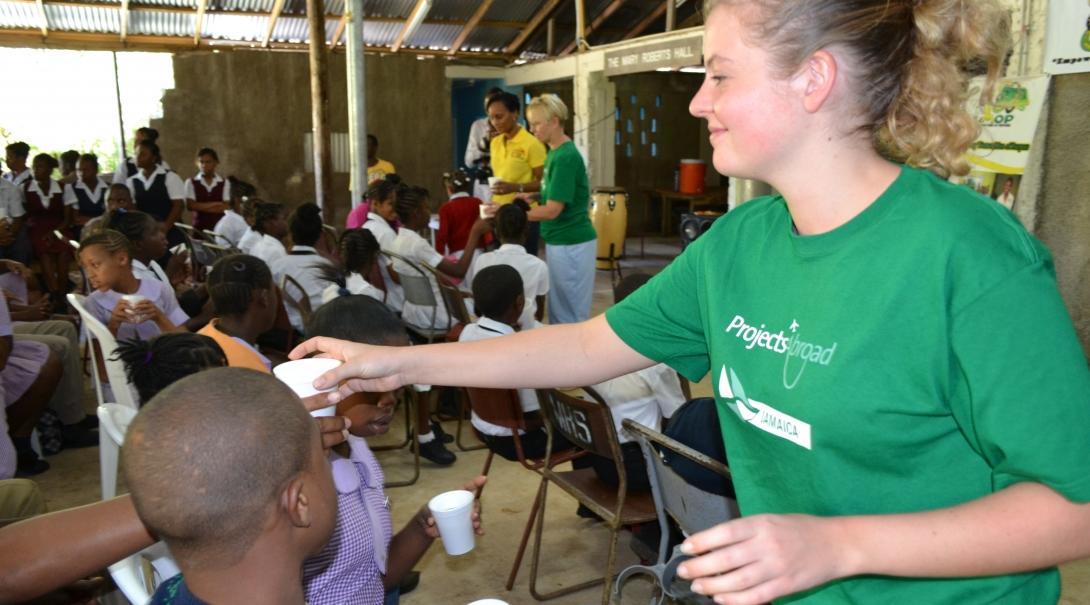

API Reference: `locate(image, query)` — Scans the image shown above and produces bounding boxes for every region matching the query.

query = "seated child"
[304,295,484,604]
[81,184,134,241]
[435,170,486,258]
[115,333,227,405]
[0,294,61,477]
[199,254,279,372]
[236,196,263,254]
[459,265,564,461]
[319,229,385,306]
[587,273,687,491]
[102,209,176,288]
[79,230,189,341]
[212,177,251,247]
[465,202,548,330]
[124,368,338,605]
[248,202,288,267]
[390,185,489,331]
[270,203,334,333]
[361,176,404,311]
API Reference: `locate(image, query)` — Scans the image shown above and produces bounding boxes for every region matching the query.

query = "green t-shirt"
[539,140,596,246]
[606,165,1090,604]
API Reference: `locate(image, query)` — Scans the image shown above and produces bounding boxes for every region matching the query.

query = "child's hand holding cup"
[121,294,146,323]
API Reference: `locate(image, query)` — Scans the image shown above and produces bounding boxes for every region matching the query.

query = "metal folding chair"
[382,250,450,343]
[613,420,738,605]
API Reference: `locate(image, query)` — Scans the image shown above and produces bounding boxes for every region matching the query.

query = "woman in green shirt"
[518,94,597,324]
[295,1,1090,603]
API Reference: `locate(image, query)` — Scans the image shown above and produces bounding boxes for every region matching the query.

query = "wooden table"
[646,187,727,239]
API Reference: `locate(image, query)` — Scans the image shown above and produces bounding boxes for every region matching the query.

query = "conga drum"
[590,187,628,270]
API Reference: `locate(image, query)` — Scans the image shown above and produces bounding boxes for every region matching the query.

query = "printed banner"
[1044,1,1090,74]
[951,75,1049,212]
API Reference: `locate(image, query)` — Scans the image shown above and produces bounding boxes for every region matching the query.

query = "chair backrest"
[280,274,314,321]
[67,293,141,410]
[466,387,538,432]
[99,403,137,449]
[622,419,738,537]
[421,263,473,325]
[537,387,622,462]
[384,251,438,308]
[109,539,180,605]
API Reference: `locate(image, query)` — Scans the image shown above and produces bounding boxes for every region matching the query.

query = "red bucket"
[678,159,706,194]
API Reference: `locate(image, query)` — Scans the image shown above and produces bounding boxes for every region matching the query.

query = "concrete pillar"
[572,57,615,187]
[345,0,366,208]
[307,0,333,209]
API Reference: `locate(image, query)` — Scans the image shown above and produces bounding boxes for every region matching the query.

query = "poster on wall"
[950,75,1049,212]
[1044,0,1090,74]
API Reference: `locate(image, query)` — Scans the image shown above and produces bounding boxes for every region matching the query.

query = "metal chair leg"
[528,480,604,601]
[506,477,547,591]
[380,391,420,488]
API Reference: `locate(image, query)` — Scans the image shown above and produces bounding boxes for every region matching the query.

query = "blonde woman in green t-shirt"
[294,1,1090,603]
[515,94,598,324]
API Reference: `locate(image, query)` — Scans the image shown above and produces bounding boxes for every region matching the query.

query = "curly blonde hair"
[705,0,1010,177]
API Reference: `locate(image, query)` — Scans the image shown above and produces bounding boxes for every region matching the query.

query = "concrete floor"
[28,237,1090,604]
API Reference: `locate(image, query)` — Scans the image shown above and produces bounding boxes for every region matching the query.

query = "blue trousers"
[546,239,597,324]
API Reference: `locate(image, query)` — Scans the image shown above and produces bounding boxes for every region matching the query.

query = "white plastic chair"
[67,293,140,411]
[96,403,136,500]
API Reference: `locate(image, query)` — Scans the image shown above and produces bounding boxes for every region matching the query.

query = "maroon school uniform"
[23,179,70,256]
[188,175,229,231]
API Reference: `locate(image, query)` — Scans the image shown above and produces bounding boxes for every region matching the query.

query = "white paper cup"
[487,176,501,191]
[121,294,146,321]
[428,489,475,556]
[309,404,337,417]
[273,358,343,399]
[466,600,509,605]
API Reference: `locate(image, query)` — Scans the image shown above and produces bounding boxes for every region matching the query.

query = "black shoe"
[419,439,456,466]
[398,570,421,595]
[77,415,99,430]
[431,421,454,444]
[61,424,99,449]
[576,504,604,522]
[16,449,50,477]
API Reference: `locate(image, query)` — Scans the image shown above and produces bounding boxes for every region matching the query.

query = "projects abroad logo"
[724,314,838,390]
[718,366,812,450]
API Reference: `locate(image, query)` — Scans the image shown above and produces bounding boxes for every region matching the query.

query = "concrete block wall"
[153,50,453,227]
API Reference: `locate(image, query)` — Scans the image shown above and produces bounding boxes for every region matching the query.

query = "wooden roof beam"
[193,0,207,45]
[504,0,562,56]
[448,0,491,55]
[262,0,287,48]
[390,0,429,53]
[622,0,667,41]
[560,0,627,55]
[34,0,48,37]
[119,0,129,42]
[330,14,347,46]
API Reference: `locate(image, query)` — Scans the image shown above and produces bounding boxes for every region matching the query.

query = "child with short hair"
[199,254,279,372]
[125,368,338,605]
[319,229,384,305]
[270,203,334,333]
[80,184,133,241]
[465,202,548,329]
[62,153,108,240]
[79,230,188,341]
[102,209,172,285]
[248,202,288,267]
[305,295,484,604]
[2,142,31,187]
[115,332,227,405]
[183,148,231,232]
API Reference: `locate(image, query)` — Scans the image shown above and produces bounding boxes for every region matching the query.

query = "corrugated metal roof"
[365,0,412,19]
[429,0,477,22]
[402,21,457,50]
[0,0,40,29]
[360,19,399,46]
[483,0,547,23]
[45,4,120,32]
[270,15,307,43]
[212,0,272,13]
[462,24,517,52]
[202,11,264,39]
[136,0,197,8]
[129,9,194,35]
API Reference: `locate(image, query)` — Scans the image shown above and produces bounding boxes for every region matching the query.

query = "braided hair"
[393,185,429,224]
[252,202,284,235]
[113,333,227,405]
[79,228,133,258]
[318,229,380,296]
[367,174,402,204]
[206,254,274,317]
